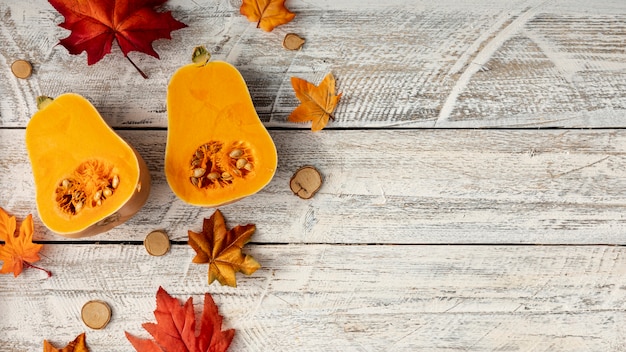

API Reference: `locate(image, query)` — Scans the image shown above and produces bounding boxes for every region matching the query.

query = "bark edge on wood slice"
[81,300,112,329]
[290,166,322,199]
[144,230,171,256]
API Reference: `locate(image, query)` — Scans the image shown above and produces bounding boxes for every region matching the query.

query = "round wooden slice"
[11,60,32,79]
[144,230,170,256]
[282,33,305,50]
[81,300,111,329]
[290,166,323,199]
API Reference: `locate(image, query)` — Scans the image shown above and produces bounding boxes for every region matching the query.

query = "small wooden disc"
[290,166,323,199]
[81,300,111,329]
[144,230,170,256]
[11,60,32,79]
[282,33,305,51]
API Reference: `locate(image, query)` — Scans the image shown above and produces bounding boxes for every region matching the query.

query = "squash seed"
[229,149,244,158]
[244,162,253,171]
[236,158,247,169]
[222,172,233,180]
[111,175,119,189]
[103,188,113,197]
[207,172,220,180]
[193,168,206,178]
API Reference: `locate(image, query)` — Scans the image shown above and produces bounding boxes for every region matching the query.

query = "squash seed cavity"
[55,160,119,216]
[190,141,255,189]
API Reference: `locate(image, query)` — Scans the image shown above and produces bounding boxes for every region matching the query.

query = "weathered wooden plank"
[1,244,626,351]
[1,0,625,129]
[2,129,625,244]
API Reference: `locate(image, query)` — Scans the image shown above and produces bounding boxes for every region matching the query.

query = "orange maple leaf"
[0,208,49,277]
[240,0,295,32]
[125,286,234,352]
[188,209,260,287]
[288,72,342,132]
[43,332,90,352]
[48,0,187,76]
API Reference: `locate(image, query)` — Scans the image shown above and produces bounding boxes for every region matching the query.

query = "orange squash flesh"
[25,93,151,238]
[166,59,277,207]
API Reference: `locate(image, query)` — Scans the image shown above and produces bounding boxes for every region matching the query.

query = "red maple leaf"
[125,286,234,352]
[48,0,187,77]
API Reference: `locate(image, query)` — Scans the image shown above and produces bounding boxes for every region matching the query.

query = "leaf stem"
[126,56,148,79]
[24,261,52,277]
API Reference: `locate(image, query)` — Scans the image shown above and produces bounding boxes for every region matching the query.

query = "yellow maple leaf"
[188,209,260,287]
[288,72,342,132]
[0,207,48,277]
[240,0,295,32]
[43,332,90,352]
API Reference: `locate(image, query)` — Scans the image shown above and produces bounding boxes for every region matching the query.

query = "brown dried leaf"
[188,210,260,287]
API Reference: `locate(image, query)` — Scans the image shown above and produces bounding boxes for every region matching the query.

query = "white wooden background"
[2,0,626,350]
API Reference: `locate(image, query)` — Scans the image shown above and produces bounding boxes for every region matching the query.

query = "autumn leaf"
[288,72,342,132]
[0,208,50,277]
[48,0,187,77]
[240,0,295,32]
[188,209,260,287]
[44,332,90,352]
[0,206,16,242]
[125,286,235,352]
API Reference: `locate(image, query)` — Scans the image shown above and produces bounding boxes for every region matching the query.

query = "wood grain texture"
[2,129,625,244]
[1,244,626,351]
[2,1,626,350]
[1,0,625,128]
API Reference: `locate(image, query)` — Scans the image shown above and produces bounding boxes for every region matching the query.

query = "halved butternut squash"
[25,93,151,238]
[165,47,277,206]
